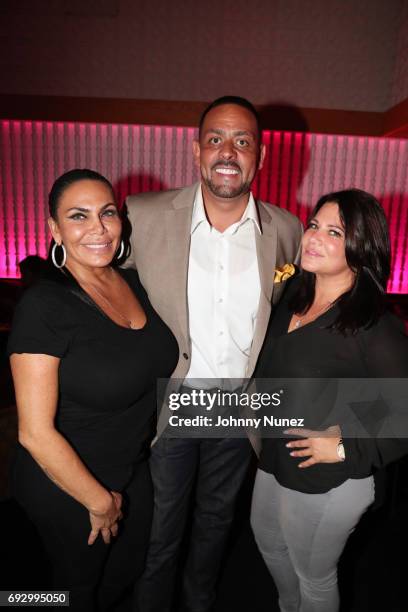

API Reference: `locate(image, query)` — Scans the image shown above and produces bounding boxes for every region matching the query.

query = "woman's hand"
[88,491,123,545]
[284,425,343,468]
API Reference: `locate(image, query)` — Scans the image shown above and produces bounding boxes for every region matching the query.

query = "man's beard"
[204,162,251,198]
[203,176,252,199]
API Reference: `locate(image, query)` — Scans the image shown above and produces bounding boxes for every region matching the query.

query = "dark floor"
[2,457,408,612]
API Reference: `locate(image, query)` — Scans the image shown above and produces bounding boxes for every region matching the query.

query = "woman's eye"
[307,222,318,230]
[102,209,117,217]
[69,213,86,220]
[329,229,342,237]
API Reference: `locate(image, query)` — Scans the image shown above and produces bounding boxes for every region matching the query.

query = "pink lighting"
[0,119,407,293]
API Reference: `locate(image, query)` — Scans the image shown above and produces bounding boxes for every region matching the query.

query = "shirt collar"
[191,185,262,235]
[191,185,208,234]
[241,193,262,235]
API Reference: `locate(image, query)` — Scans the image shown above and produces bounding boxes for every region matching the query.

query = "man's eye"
[209,137,221,144]
[237,139,249,147]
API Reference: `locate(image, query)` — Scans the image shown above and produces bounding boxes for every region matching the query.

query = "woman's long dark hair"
[291,188,391,334]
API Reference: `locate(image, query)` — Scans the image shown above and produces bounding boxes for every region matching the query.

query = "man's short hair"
[198,96,261,140]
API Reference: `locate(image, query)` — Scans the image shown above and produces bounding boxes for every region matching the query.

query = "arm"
[285,393,408,471]
[286,315,408,471]
[340,317,408,475]
[10,352,122,545]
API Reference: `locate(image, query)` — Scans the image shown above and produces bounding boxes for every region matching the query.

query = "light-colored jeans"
[250,469,375,612]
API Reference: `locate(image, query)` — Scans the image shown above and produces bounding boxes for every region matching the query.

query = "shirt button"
[219,331,224,336]
[220,264,224,270]
[183,353,189,360]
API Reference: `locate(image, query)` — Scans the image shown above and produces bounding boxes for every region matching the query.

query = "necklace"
[293,302,333,329]
[82,280,139,329]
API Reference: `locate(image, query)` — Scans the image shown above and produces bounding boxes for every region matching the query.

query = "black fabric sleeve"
[357,312,408,378]
[7,283,71,358]
[342,313,408,476]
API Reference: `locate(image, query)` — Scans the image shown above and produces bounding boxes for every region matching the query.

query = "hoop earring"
[116,240,125,260]
[51,242,66,268]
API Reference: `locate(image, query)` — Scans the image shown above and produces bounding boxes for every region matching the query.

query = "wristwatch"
[337,438,346,461]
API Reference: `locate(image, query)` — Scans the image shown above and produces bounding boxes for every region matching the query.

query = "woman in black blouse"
[8,169,178,611]
[250,189,408,612]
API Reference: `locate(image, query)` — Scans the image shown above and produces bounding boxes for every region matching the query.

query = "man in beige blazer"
[125,96,303,612]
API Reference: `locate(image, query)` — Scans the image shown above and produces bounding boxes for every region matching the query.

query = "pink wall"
[1,119,407,292]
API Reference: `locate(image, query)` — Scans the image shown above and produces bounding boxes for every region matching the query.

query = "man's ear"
[258,143,266,171]
[192,139,201,169]
[47,216,61,244]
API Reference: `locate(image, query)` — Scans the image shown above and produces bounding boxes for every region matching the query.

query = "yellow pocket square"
[274,263,296,283]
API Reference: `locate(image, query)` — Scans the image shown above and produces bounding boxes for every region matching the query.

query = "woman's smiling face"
[301,202,351,278]
[48,179,122,273]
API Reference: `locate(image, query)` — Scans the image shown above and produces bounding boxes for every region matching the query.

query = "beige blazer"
[124,183,303,440]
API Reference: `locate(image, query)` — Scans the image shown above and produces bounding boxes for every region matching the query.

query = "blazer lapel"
[247,202,277,376]
[164,183,198,343]
[256,203,277,304]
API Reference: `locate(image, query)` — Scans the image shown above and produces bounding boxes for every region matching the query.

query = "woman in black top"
[250,189,408,612]
[8,169,178,611]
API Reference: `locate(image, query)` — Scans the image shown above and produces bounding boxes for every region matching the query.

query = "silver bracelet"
[337,438,346,461]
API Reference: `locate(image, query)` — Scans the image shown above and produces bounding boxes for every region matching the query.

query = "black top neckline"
[48,266,150,333]
[92,267,149,333]
[286,305,337,335]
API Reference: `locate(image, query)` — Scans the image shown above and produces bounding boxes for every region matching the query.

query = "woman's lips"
[303,248,323,257]
[81,242,112,250]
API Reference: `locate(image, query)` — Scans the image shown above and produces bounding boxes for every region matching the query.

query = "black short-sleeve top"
[256,276,408,494]
[8,268,179,481]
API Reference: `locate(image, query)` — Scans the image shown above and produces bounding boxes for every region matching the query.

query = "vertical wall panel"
[0,120,407,293]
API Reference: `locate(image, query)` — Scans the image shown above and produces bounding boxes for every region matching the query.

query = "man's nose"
[220,140,236,160]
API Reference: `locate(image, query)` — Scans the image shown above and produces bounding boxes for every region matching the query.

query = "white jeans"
[250,469,375,612]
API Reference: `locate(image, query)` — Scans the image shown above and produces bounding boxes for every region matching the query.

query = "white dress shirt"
[185,186,261,387]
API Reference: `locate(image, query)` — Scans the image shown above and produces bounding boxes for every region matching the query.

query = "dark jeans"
[135,436,252,612]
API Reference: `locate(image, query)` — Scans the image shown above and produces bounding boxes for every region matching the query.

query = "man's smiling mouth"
[214,168,239,175]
